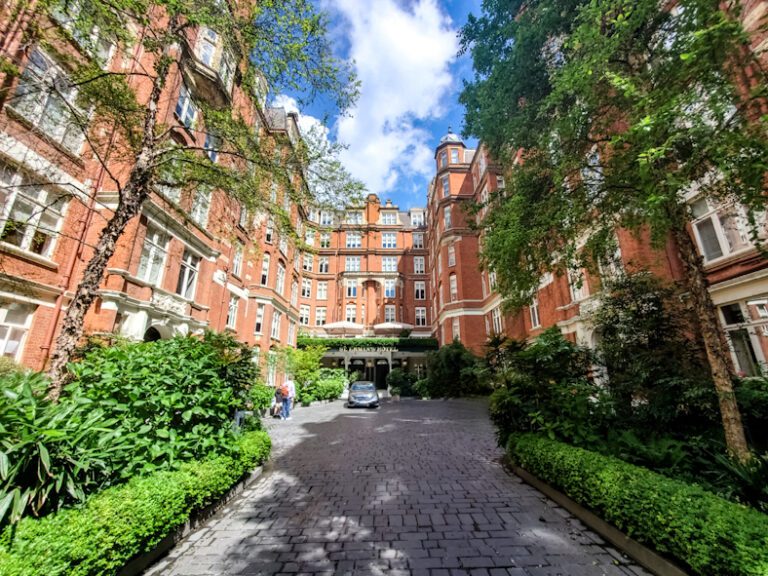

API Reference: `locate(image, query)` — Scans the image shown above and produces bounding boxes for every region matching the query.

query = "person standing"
[281,376,296,420]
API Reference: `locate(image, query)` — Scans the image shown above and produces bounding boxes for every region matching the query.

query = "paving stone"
[148,399,651,575]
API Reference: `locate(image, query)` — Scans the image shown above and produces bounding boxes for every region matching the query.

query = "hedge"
[508,434,768,576]
[0,430,271,576]
[296,336,438,350]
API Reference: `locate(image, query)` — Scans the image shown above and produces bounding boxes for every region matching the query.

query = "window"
[304,230,315,246]
[690,197,751,262]
[266,352,277,385]
[320,211,333,226]
[346,280,357,298]
[226,295,239,329]
[320,232,331,248]
[204,132,219,163]
[0,166,67,258]
[345,256,361,272]
[290,280,298,307]
[315,307,326,326]
[452,318,460,341]
[439,150,447,168]
[198,27,218,66]
[413,233,424,249]
[721,303,746,325]
[568,268,587,302]
[270,182,278,203]
[265,222,274,244]
[346,211,363,224]
[382,256,398,272]
[175,84,197,129]
[382,232,397,249]
[346,232,362,248]
[415,307,427,327]
[317,281,328,300]
[496,175,505,189]
[0,302,34,360]
[238,204,247,228]
[288,321,296,346]
[254,303,265,334]
[12,48,84,152]
[260,254,270,285]
[303,253,313,272]
[438,250,443,276]
[231,244,243,277]
[301,278,312,298]
[385,305,396,322]
[271,310,282,340]
[308,209,318,222]
[276,262,285,295]
[176,250,200,299]
[581,147,604,199]
[318,257,329,273]
[447,245,456,267]
[444,205,452,229]
[411,212,424,227]
[381,212,397,225]
[384,279,396,298]
[450,148,459,164]
[283,191,291,213]
[345,304,357,323]
[449,274,458,302]
[491,307,503,334]
[415,281,425,300]
[279,237,288,255]
[441,174,450,197]
[137,225,168,285]
[488,270,497,290]
[190,188,211,227]
[299,305,310,325]
[530,297,541,328]
[414,256,425,275]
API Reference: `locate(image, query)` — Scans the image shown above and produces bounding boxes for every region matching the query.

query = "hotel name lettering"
[345,347,397,352]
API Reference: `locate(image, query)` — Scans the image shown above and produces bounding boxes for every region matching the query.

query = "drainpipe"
[38,25,149,369]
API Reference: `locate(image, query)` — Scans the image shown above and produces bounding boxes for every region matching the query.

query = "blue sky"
[275,0,481,210]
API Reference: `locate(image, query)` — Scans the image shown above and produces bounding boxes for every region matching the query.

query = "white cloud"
[271,94,328,141]
[324,0,459,196]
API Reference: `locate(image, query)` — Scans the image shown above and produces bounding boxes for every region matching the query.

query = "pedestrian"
[270,387,283,418]
[280,376,296,420]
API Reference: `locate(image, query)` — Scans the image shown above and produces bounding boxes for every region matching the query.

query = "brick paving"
[147,398,652,576]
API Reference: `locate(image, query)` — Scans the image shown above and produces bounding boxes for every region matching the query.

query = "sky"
[273,0,482,211]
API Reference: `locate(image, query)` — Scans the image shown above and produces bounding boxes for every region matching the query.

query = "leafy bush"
[0,358,22,378]
[508,434,768,576]
[0,372,133,525]
[68,337,248,475]
[304,368,345,401]
[735,376,768,452]
[297,337,438,350]
[250,383,276,411]
[0,431,270,576]
[386,368,417,396]
[424,341,488,397]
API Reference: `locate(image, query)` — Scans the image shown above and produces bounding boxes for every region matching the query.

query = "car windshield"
[350,382,375,391]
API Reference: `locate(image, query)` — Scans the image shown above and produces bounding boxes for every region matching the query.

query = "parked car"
[346,381,380,408]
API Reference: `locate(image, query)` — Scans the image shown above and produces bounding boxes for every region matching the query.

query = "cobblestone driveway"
[147,398,651,576]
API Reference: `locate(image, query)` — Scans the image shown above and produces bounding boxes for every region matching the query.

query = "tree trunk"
[670,217,751,462]
[46,51,173,400]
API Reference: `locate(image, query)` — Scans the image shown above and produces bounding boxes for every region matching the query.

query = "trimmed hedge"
[296,336,438,350]
[508,434,768,576]
[0,431,271,576]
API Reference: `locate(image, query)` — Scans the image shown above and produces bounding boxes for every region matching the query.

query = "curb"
[505,461,689,576]
[118,465,266,576]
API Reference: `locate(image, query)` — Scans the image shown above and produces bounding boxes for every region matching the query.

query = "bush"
[424,341,488,397]
[0,430,270,576]
[68,337,248,475]
[508,434,768,576]
[0,371,134,525]
[386,368,417,396]
[250,383,276,411]
[736,376,768,452]
[304,368,345,401]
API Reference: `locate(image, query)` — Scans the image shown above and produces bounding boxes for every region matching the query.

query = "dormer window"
[381,212,397,225]
[346,210,364,225]
[411,212,424,227]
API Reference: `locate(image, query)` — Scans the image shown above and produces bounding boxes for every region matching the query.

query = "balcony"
[182,27,236,108]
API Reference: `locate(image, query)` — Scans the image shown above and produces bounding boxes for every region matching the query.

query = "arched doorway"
[143,324,171,342]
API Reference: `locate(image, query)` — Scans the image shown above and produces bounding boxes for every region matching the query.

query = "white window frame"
[175,249,200,300]
[449,274,458,302]
[299,304,310,326]
[320,232,331,248]
[382,232,397,249]
[271,309,282,340]
[254,303,265,334]
[492,307,503,334]
[384,279,396,298]
[301,278,312,298]
[415,281,426,300]
[315,307,327,326]
[226,295,239,329]
[302,253,313,272]
[413,233,424,249]
[384,305,396,323]
[382,256,398,273]
[447,245,456,267]
[231,244,243,277]
[530,297,541,328]
[346,231,362,248]
[137,225,169,286]
[415,307,427,327]
[381,211,397,225]
[345,304,357,323]
[318,256,329,273]
[414,256,425,275]
[690,196,753,263]
[276,262,285,295]
[346,280,358,298]
[260,253,270,286]
[317,281,328,300]
[0,302,35,361]
[345,256,361,272]
[190,188,211,227]
[175,84,198,129]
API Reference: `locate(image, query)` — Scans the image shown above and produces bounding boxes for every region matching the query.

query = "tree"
[460,0,768,460]
[283,344,327,398]
[0,0,361,398]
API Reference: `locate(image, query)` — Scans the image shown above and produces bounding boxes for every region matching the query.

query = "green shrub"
[0,371,134,525]
[68,337,247,475]
[250,383,276,411]
[736,376,768,452]
[297,336,438,350]
[307,368,346,401]
[508,434,768,576]
[424,341,488,397]
[0,431,270,576]
[386,368,417,396]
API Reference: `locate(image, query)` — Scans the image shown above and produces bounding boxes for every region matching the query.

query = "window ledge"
[0,242,59,270]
